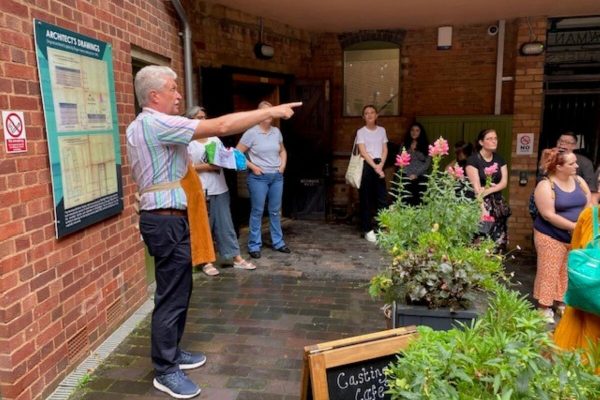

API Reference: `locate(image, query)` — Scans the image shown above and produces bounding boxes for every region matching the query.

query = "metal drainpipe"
[170,0,194,108]
[494,20,506,115]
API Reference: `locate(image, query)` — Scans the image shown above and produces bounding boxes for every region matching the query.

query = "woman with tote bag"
[353,104,388,243]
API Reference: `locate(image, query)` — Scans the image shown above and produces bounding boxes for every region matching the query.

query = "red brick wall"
[310,22,519,155]
[508,17,547,248]
[0,1,184,399]
[310,23,529,232]
[185,1,314,81]
[403,23,519,117]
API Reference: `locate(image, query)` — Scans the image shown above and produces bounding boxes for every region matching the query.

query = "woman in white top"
[186,106,256,276]
[355,104,388,242]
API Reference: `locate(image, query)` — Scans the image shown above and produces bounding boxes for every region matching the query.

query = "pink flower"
[447,165,465,179]
[395,148,411,168]
[484,163,499,176]
[481,214,495,222]
[428,137,450,157]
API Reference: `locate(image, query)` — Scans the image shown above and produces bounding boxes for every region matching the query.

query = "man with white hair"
[127,65,300,399]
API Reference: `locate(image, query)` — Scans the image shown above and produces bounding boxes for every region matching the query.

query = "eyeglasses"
[558,139,576,145]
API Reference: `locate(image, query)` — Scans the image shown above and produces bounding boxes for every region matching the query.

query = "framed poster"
[34,19,123,238]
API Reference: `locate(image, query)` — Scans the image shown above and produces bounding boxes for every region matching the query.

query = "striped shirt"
[126,107,199,210]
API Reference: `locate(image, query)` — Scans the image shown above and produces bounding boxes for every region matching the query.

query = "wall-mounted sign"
[516,133,534,155]
[34,19,123,238]
[2,111,28,153]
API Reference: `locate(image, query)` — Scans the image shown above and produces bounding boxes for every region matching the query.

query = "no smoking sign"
[2,111,28,153]
[516,133,534,155]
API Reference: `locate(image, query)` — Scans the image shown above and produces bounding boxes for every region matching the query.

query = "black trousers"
[139,212,193,375]
[359,161,388,233]
[403,174,427,206]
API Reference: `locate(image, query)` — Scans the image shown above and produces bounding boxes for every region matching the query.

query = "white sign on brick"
[2,111,28,153]
[516,133,534,155]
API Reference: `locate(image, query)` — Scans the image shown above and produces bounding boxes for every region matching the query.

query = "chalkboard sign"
[301,327,417,400]
[326,355,396,400]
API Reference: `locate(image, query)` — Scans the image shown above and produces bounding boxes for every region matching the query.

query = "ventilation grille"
[67,328,89,362]
[106,299,123,326]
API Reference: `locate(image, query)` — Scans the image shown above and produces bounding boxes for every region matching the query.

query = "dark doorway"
[284,80,332,219]
[541,16,600,166]
[199,67,291,233]
[199,68,333,225]
[541,93,600,164]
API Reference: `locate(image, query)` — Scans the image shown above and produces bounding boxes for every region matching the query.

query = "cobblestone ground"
[67,220,535,400]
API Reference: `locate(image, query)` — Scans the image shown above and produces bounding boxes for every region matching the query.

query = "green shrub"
[385,286,600,399]
[370,140,504,309]
[377,162,481,252]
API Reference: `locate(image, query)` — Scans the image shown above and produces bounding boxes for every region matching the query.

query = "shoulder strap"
[544,177,556,200]
[352,129,361,155]
[574,176,589,195]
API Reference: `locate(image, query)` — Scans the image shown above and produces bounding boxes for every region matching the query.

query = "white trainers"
[540,308,555,324]
[365,230,377,243]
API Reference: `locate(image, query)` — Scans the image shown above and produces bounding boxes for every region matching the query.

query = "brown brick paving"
[68,220,535,400]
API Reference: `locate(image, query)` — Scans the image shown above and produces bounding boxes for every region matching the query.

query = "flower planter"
[391,301,479,331]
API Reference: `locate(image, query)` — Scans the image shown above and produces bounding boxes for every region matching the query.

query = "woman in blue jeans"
[236,101,291,259]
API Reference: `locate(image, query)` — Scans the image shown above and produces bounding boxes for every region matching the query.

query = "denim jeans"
[247,172,285,251]
[207,191,240,258]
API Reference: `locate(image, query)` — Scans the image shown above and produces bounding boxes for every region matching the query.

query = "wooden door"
[284,80,332,219]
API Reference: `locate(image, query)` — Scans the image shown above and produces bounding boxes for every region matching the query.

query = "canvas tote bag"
[564,206,600,316]
[345,135,363,189]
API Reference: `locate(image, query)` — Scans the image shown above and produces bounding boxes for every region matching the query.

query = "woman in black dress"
[465,129,510,251]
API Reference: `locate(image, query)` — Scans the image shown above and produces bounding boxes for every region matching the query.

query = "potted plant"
[384,286,600,399]
[369,137,506,330]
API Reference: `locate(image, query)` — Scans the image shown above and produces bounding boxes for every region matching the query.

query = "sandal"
[202,263,219,276]
[233,259,256,270]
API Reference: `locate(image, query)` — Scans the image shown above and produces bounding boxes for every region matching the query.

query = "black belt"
[143,209,187,217]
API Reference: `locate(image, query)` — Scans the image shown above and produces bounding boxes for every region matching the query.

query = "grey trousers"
[207,191,241,259]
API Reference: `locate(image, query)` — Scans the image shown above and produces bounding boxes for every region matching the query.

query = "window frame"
[342,41,401,117]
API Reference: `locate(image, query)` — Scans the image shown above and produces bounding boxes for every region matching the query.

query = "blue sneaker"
[179,350,207,370]
[153,370,201,399]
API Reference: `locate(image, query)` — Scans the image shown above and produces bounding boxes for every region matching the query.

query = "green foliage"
[371,147,504,309]
[385,286,600,399]
[370,231,503,309]
[75,373,92,390]
[378,157,481,252]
